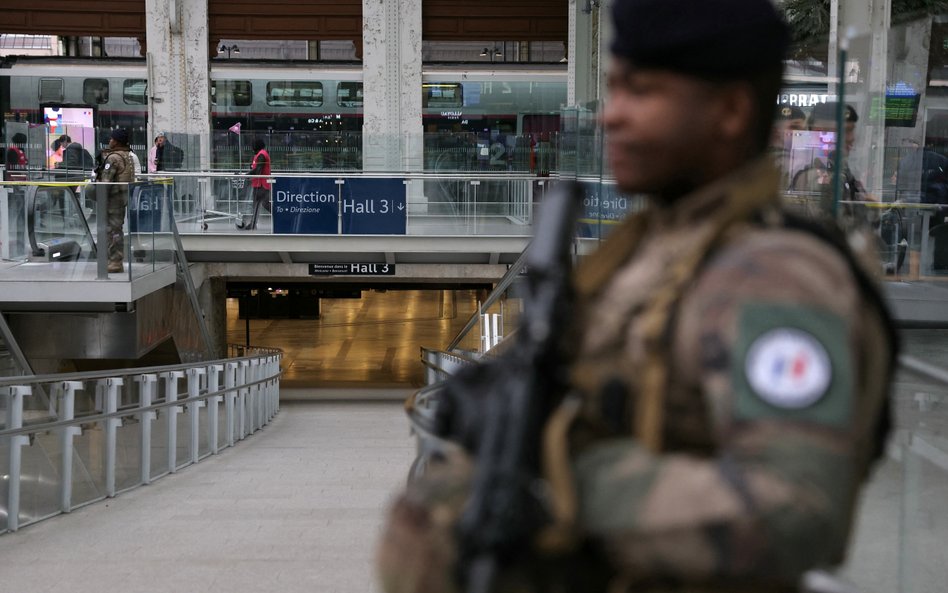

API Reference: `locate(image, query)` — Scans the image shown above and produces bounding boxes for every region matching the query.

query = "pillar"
[834,0,892,193]
[362,0,423,174]
[567,0,612,107]
[145,0,211,169]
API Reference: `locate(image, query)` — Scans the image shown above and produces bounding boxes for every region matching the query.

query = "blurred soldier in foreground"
[377,0,897,592]
[97,128,136,273]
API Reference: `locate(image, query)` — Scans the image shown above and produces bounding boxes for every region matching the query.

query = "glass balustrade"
[134,172,549,237]
[0,350,282,533]
[1,124,561,178]
[0,179,179,283]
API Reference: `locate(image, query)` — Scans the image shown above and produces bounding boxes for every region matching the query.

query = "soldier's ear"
[713,82,755,147]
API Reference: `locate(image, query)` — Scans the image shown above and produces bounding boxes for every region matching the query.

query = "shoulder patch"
[104,163,111,170]
[733,304,852,427]
[745,328,831,409]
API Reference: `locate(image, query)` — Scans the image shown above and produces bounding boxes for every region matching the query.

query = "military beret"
[809,102,859,125]
[777,106,807,121]
[610,0,790,80]
[110,128,130,145]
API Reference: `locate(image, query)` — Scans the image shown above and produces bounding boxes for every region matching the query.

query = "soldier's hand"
[433,358,516,453]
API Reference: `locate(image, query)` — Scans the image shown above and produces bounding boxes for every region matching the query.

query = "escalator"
[24,183,96,262]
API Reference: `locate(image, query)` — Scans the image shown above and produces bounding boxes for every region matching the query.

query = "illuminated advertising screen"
[42,106,96,169]
[43,106,95,129]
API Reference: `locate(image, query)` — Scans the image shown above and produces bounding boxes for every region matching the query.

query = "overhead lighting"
[219,43,240,58]
[480,46,503,62]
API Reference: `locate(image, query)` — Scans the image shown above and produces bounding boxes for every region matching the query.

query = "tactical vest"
[100,148,136,184]
[537,164,898,557]
[571,179,894,452]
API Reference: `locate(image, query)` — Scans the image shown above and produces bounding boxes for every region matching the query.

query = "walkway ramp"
[0,401,414,593]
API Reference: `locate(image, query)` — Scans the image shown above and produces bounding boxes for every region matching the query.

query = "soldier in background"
[97,128,136,274]
[377,1,897,592]
[790,103,869,202]
[771,105,806,188]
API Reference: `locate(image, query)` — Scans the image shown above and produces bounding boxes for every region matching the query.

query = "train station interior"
[1,1,948,592]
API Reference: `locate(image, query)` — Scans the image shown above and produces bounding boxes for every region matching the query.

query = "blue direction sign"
[341,178,407,235]
[577,180,636,239]
[272,177,339,234]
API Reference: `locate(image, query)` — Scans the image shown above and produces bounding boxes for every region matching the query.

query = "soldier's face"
[811,120,856,155]
[603,61,727,199]
[771,118,806,149]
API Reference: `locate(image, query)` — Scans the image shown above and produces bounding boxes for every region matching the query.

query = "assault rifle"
[434,180,584,593]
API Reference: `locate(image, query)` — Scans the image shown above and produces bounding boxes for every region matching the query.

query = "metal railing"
[0,346,282,534]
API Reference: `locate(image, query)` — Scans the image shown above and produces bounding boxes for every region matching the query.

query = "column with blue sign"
[341,178,407,235]
[129,182,166,232]
[272,177,340,234]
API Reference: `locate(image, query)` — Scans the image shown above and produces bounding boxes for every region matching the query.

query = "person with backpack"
[4,132,28,181]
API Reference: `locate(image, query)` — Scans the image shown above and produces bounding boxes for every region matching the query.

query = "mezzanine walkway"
[0,399,414,593]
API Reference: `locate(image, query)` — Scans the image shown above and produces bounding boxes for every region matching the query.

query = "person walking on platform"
[376,1,898,592]
[4,133,28,181]
[237,138,272,230]
[148,133,165,173]
[97,128,136,274]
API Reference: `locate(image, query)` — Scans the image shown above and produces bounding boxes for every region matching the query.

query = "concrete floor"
[0,400,414,593]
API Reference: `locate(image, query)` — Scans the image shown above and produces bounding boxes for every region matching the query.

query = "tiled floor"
[225,289,485,388]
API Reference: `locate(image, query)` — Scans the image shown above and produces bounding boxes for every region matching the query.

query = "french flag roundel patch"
[744,328,833,409]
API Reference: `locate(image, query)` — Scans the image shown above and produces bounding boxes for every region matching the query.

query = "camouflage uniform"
[97,146,135,270]
[377,160,894,592]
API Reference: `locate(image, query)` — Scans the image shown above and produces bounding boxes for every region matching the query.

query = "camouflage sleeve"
[572,228,892,586]
[100,153,123,183]
[377,451,472,593]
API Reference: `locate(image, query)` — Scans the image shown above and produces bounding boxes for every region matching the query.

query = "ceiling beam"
[0,1,567,43]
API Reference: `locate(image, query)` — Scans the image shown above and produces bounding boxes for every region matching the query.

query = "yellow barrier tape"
[578,218,622,226]
[0,179,173,187]
[0,181,91,187]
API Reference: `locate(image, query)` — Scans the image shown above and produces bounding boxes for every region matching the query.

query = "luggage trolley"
[197,175,248,230]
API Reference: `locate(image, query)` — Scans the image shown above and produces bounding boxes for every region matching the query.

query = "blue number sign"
[341,178,407,235]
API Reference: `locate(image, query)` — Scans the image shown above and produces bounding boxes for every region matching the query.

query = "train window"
[265,81,322,107]
[123,79,148,105]
[337,82,363,108]
[423,83,463,108]
[213,81,254,107]
[83,79,110,105]
[39,78,64,103]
